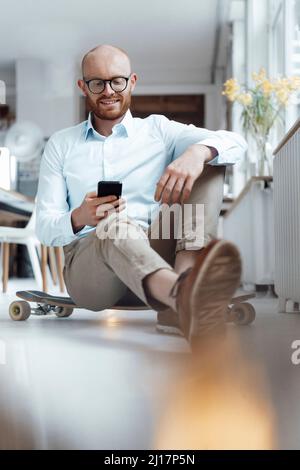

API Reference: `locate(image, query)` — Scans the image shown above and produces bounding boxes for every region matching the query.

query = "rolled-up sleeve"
[35,137,78,246]
[157,116,248,166]
[197,130,248,165]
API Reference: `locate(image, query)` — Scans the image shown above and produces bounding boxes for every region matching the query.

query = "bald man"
[36,44,247,349]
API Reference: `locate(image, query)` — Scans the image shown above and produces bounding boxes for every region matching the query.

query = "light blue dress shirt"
[36,110,247,246]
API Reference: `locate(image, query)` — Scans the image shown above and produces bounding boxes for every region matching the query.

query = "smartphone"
[97,181,122,199]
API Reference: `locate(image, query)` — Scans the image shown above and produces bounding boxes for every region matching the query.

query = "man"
[36,44,247,349]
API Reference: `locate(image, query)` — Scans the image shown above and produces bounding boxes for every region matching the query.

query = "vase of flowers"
[222,69,300,176]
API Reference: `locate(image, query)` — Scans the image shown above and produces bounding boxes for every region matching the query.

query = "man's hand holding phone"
[71,192,125,234]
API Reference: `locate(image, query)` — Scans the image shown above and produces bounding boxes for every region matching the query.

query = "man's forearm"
[71,208,85,234]
[189,144,218,162]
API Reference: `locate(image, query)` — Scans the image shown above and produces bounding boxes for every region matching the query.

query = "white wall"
[16,59,81,138]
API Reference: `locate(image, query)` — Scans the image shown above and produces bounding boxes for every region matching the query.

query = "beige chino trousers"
[63,165,225,311]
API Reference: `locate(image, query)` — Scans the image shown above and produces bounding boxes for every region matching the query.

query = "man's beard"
[86,93,131,121]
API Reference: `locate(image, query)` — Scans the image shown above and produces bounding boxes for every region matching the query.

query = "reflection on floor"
[0,278,299,449]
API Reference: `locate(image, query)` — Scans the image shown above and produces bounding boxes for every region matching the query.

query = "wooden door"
[130,95,205,127]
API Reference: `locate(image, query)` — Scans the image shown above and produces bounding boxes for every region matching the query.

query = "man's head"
[78,44,137,121]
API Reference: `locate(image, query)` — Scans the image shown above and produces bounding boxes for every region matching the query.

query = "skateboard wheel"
[231,303,256,325]
[9,301,31,321]
[54,307,73,318]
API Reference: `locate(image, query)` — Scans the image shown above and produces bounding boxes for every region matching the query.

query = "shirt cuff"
[195,143,231,166]
[62,211,82,242]
[195,140,239,166]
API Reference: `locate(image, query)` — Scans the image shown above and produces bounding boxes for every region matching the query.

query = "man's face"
[79,52,136,121]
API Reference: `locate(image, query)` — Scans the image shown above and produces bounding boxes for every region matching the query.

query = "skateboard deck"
[16,290,77,307]
[15,290,148,310]
[16,290,255,309]
[230,293,256,303]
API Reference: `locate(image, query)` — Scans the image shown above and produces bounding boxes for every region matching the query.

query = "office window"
[269,0,285,76]
[286,0,300,127]
[269,0,300,132]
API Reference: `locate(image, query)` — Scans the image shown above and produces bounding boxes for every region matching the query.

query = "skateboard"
[226,293,256,325]
[8,290,148,321]
[9,290,256,325]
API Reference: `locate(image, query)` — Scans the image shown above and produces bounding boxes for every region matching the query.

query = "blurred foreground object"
[155,333,276,450]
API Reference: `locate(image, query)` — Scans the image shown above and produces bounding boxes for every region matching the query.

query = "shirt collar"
[84,109,134,140]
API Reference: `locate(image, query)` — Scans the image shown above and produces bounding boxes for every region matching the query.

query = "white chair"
[0,208,43,292]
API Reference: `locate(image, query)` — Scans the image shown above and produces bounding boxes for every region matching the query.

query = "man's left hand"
[154,144,215,204]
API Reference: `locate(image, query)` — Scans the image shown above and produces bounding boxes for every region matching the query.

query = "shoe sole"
[156,323,183,336]
[189,240,242,343]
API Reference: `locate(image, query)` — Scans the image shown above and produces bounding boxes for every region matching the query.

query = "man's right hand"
[71,191,126,234]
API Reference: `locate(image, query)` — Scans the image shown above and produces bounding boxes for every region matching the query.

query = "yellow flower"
[252,68,267,84]
[274,78,289,89]
[222,78,240,101]
[261,80,274,95]
[289,76,300,91]
[273,76,300,105]
[275,88,289,105]
[237,93,253,106]
[222,70,300,136]
[222,72,299,107]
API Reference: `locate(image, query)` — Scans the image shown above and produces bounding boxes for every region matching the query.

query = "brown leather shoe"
[169,239,242,348]
[156,308,183,336]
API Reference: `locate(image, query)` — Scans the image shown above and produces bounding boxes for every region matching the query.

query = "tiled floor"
[0,278,299,449]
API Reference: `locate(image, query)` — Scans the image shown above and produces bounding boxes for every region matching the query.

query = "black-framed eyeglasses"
[83,75,131,94]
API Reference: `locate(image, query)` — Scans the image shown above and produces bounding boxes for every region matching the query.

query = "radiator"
[273,121,300,312]
[222,177,274,288]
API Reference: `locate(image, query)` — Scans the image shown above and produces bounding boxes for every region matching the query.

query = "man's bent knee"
[96,212,148,241]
